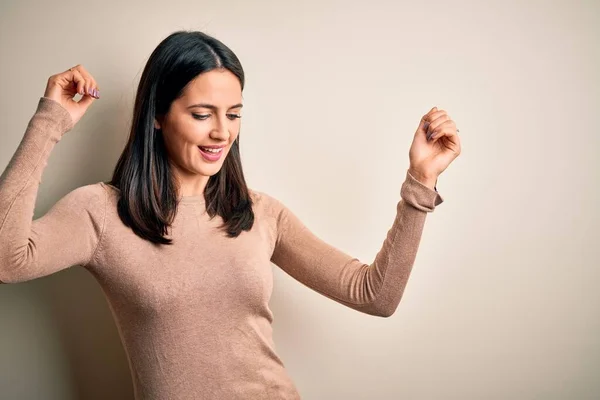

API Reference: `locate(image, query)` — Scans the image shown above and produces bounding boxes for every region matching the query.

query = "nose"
[209,116,230,142]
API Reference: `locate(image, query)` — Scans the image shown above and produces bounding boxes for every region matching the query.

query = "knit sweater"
[0,97,443,399]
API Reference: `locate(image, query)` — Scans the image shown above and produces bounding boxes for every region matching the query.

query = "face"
[154,69,243,197]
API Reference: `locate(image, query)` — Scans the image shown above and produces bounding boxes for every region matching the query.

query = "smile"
[198,146,224,161]
[199,147,223,153]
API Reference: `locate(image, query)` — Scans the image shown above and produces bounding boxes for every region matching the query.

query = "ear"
[154,114,164,130]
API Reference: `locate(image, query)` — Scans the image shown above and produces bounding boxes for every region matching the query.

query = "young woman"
[0,30,460,399]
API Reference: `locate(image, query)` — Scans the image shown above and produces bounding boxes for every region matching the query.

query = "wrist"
[408,168,437,190]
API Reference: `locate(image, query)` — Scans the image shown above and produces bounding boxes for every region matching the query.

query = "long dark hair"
[107,30,254,245]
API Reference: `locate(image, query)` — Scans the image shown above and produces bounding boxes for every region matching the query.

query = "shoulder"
[59,182,107,213]
[98,182,128,208]
[61,182,106,203]
[46,183,107,227]
[248,188,288,221]
[247,188,308,240]
[99,181,120,200]
[248,188,284,208]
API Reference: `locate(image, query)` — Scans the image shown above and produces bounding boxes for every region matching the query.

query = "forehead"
[181,69,242,104]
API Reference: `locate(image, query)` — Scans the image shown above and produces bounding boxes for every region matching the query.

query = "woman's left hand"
[408,107,461,189]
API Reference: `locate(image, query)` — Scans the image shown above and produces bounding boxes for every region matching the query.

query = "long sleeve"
[0,97,106,284]
[270,170,443,317]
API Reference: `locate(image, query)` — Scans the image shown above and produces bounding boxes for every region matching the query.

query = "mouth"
[198,145,225,161]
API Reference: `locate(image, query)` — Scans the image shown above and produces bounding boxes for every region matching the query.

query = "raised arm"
[0,65,105,284]
[270,105,461,317]
[269,171,443,317]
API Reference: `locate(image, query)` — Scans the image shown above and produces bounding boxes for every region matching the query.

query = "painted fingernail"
[88,88,93,95]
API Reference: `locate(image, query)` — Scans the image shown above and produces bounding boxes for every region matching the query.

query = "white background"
[0,0,598,398]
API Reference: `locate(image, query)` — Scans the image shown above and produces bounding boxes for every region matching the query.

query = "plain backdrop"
[1,0,598,399]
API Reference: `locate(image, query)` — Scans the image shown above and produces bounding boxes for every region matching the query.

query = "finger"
[85,78,99,98]
[77,91,96,108]
[424,107,442,121]
[419,106,438,135]
[69,66,97,102]
[426,109,449,125]
[85,79,98,98]
[82,79,99,98]
[432,128,461,154]
[426,113,452,140]
[74,65,99,98]
[74,69,92,97]
[84,76,91,97]
[430,122,458,144]
[428,119,455,140]
[84,74,98,97]
[91,79,99,98]
[69,67,91,96]
[424,106,437,122]
[70,69,86,96]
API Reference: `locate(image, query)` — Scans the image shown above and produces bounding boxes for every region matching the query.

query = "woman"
[0,30,460,399]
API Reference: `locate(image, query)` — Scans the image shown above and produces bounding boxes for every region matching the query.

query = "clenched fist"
[43,64,100,127]
[408,106,461,189]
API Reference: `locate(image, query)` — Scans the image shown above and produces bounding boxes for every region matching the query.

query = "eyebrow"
[187,103,243,110]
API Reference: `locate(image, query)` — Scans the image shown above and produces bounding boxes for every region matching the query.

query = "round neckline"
[179,195,206,204]
[102,182,205,205]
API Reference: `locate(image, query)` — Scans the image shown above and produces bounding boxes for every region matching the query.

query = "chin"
[199,162,225,176]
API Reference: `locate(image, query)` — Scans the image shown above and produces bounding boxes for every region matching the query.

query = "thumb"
[68,93,96,125]
[77,92,96,110]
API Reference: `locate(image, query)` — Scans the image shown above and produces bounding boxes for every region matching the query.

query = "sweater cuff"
[400,170,444,212]
[37,97,74,133]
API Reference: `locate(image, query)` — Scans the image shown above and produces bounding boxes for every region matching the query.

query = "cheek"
[175,121,210,149]
[182,119,208,141]
[231,122,241,140]
[227,131,240,151]
[164,125,204,158]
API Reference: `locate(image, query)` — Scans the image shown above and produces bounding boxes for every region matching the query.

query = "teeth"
[200,147,223,153]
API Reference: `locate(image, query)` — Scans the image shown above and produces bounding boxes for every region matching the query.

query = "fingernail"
[88,88,93,95]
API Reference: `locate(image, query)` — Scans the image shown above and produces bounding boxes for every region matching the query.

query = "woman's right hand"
[43,64,100,127]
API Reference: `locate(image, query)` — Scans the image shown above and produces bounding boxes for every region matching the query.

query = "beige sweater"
[0,97,443,399]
